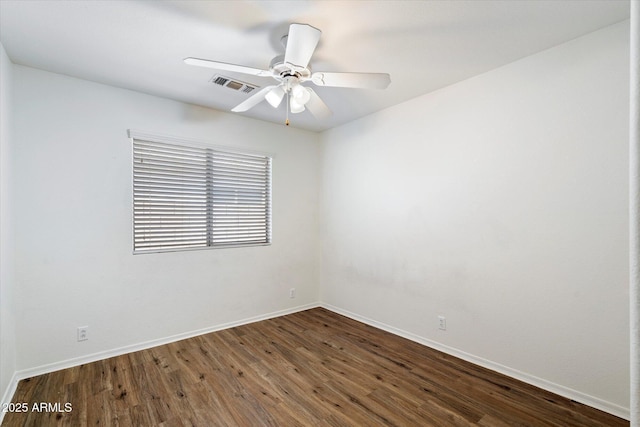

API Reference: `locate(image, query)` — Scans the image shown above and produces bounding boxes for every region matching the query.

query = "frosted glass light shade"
[265,86,285,108]
[291,84,311,105]
[290,97,306,113]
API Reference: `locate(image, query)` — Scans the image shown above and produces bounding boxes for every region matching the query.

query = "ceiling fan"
[184,23,391,125]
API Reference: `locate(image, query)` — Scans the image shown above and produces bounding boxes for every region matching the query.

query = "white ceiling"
[0,0,630,132]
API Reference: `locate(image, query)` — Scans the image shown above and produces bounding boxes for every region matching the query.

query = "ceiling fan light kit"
[185,23,391,126]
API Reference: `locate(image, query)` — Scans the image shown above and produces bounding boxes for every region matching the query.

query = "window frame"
[128,130,273,254]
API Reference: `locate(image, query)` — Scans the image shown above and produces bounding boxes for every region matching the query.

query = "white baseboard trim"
[0,371,19,425]
[320,302,630,421]
[4,303,320,404]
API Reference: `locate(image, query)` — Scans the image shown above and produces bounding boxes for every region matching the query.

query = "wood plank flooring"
[2,308,629,426]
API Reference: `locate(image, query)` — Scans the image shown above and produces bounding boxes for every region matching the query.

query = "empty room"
[0,1,637,426]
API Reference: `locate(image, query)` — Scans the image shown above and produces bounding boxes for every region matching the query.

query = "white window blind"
[132,138,271,253]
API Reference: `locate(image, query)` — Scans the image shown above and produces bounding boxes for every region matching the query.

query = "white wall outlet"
[438,316,446,331]
[77,326,89,341]
[289,288,296,299]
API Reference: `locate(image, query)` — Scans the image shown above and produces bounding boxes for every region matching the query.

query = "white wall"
[0,43,17,404]
[319,21,630,415]
[11,66,321,372]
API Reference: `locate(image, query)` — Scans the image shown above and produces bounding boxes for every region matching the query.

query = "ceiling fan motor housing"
[269,55,311,80]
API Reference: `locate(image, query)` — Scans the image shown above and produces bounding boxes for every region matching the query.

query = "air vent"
[210,74,258,94]
[212,76,229,86]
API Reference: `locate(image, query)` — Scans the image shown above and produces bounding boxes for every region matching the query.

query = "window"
[131,133,271,253]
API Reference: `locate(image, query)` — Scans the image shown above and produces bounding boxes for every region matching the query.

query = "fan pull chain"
[285,92,290,126]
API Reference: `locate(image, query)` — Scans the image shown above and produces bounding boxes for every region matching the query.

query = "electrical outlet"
[289,288,296,299]
[77,326,89,341]
[438,316,446,331]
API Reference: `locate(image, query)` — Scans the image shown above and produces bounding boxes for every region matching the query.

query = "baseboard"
[0,370,19,425]
[320,302,630,421]
[6,302,320,397]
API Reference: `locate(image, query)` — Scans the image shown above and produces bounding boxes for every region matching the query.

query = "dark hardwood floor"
[2,307,629,426]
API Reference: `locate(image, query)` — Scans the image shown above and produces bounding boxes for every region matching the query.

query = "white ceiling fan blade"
[184,58,272,77]
[311,72,391,89]
[305,88,332,119]
[231,85,277,112]
[283,24,321,70]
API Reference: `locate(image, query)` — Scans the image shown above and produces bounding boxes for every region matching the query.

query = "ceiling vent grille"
[210,74,258,94]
